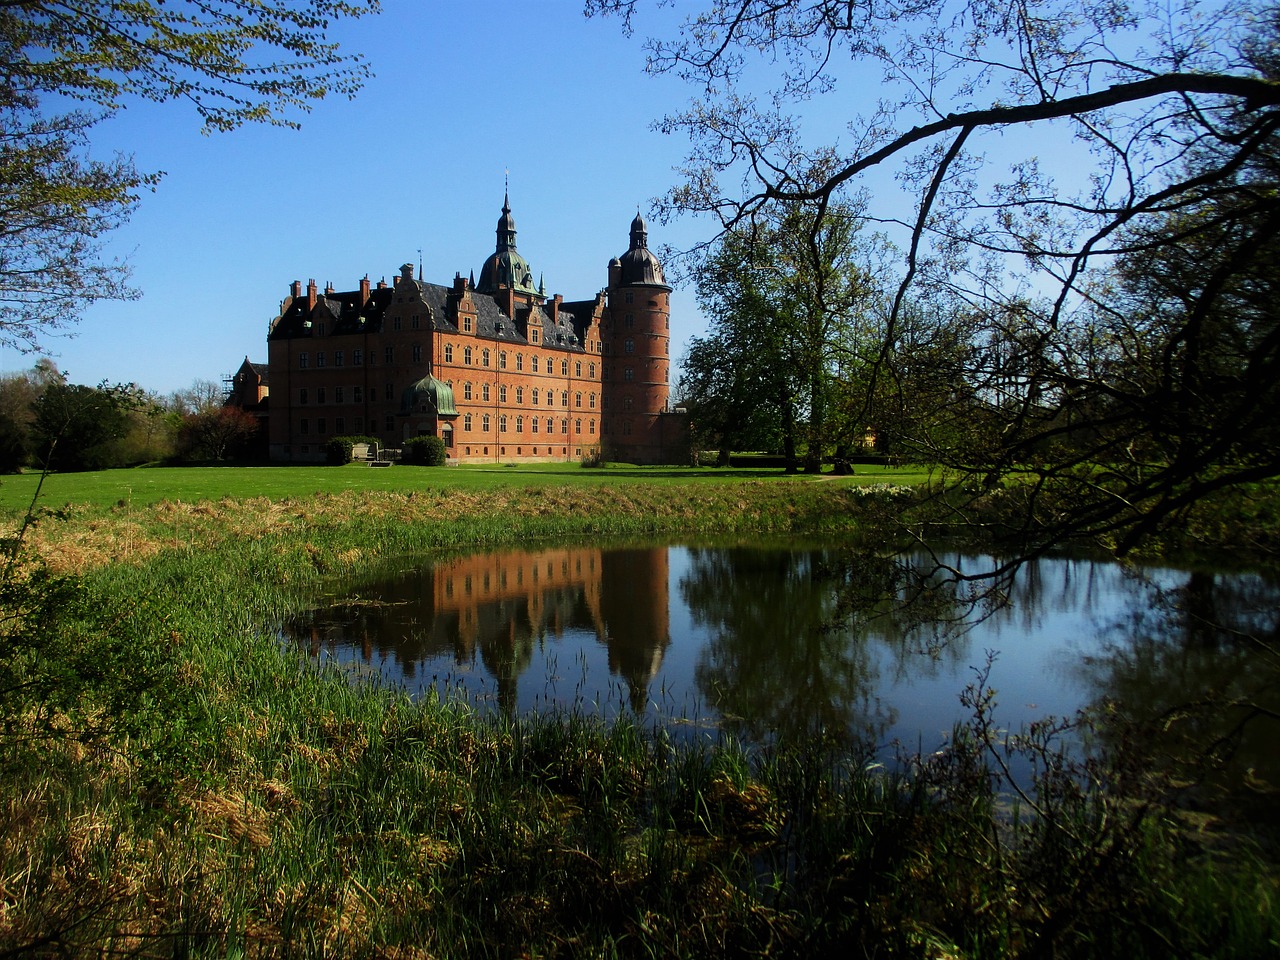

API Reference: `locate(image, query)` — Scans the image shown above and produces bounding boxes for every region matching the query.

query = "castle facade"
[265,198,687,464]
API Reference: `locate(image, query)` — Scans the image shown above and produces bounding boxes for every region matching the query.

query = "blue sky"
[0,0,714,395]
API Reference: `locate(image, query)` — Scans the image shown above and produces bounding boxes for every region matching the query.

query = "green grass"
[0,461,933,516]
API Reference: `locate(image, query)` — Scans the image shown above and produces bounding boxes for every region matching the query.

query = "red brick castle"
[265,196,688,464]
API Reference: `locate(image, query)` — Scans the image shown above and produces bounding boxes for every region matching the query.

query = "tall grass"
[1,481,1276,957]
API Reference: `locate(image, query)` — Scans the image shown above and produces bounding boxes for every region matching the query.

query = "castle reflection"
[291,546,671,715]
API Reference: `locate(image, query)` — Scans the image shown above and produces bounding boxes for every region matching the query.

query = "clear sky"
[0,0,714,396]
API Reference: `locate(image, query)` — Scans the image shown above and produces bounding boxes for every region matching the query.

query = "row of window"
[295,416,607,438]
[295,340,666,372]
[298,383,626,409]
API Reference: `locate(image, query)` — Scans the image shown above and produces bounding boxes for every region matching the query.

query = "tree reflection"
[1075,567,1280,828]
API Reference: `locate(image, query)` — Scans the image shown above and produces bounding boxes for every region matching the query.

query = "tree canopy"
[0,1,378,350]
[592,0,1280,562]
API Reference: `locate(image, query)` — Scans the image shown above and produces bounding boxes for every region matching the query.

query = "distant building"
[264,196,688,463]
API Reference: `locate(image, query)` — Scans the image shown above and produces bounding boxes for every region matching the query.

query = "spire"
[417,248,423,281]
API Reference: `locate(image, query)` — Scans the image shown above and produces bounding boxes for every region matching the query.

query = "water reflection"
[284,544,1280,786]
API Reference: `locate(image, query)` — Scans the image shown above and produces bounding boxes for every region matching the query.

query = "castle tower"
[603,214,672,463]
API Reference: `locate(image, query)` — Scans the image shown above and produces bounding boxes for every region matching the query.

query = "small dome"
[476,192,540,296]
[401,375,458,417]
[616,212,669,288]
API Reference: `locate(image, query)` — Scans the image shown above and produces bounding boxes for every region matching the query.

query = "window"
[482,414,490,432]
[499,351,507,370]
[624,291,633,304]
[385,415,394,432]
[546,392,554,406]
[499,415,507,433]
[463,382,473,400]
[499,385,507,403]
[335,351,344,367]
[482,383,490,402]
[561,359,569,376]
[482,349,491,367]
[545,417,553,433]
[299,388,308,405]
[354,386,363,402]
[353,350,363,366]
[575,419,582,434]
[412,344,422,362]
[335,417,345,434]
[516,353,524,371]
[589,363,595,378]
[561,419,568,434]
[385,383,394,400]
[393,317,402,331]
[624,338,634,354]
[464,346,473,365]
[317,352,326,367]
[530,328,539,343]
[625,314,634,328]
[532,388,539,405]
[317,387,326,404]
[411,315,420,329]
[532,417,539,434]
[589,393,596,408]
[575,392,582,408]
[354,416,363,431]
[515,387,523,404]
[589,420,596,434]
[334,386,344,403]
[463,315,473,333]
[560,390,568,406]
[624,397,633,411]
[299,418,309,435]
[445,344,454,362]
[464,413,473,430]
[384,346,394,364]
[317,418,326,434]
[532,356,539,373]
[298,352,309,368]
[624,368,634,381]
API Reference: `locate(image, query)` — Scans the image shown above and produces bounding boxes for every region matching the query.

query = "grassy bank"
[1,475,1277,957]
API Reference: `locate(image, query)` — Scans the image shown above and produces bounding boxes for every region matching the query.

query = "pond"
[281,542,1280,787]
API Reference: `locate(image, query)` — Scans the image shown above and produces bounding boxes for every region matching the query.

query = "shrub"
[403,435,447,466]
[580,445,607,468]
[325,435,378,465]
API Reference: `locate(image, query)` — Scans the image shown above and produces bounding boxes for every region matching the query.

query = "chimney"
[307,278,317,310]
[377,277,387,289]
[290,280,302,301]
[324,280,335,296]
[360,274,371,305]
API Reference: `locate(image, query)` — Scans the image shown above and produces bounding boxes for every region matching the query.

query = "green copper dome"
[476,193,539,297]
[401,375,458,417]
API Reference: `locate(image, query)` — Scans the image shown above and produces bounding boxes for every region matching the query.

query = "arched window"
[444,344,454,363]
[532,388,539,405]
[561,359,569,376]
[499,351,507,369]
[575,392,582,408]
[560,390,568,406]
[575,419,582,434]
[482,383,490,401]
[482,349,491,367]
[532,418,539,434]
[464,346,473,365]
[575,361,582,377]
[482,414,491,432]
[463,382,473,400]
[516,416,524,432]
[464,414,473,430]
[589,393,596,408]
[624,338,634,354]
[499,385,507,403]
[499,415,507,433]
[515,387,523,404]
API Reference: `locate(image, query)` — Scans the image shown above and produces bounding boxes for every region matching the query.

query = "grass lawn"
[0,460,933,516]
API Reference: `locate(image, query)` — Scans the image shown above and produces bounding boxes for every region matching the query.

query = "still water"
[283,543,1280,774]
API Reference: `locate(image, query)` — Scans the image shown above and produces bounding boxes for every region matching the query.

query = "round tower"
[603,214,672,463]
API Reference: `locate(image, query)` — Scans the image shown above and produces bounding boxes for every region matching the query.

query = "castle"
[264,196,688,464]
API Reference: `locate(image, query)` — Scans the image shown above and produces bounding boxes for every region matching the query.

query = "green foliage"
[403,434,447,466]
[324,434,379,465]
[32,380,138,471]
[177,405,259,462]
[0,1,378,349]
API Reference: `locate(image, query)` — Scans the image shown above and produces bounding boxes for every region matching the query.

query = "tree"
[0,359,62,471]
[1,1,378,349]
[684,201,886,470]
[32,380,140,471]
[590,0,1280,560]
[177,405,259,461]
